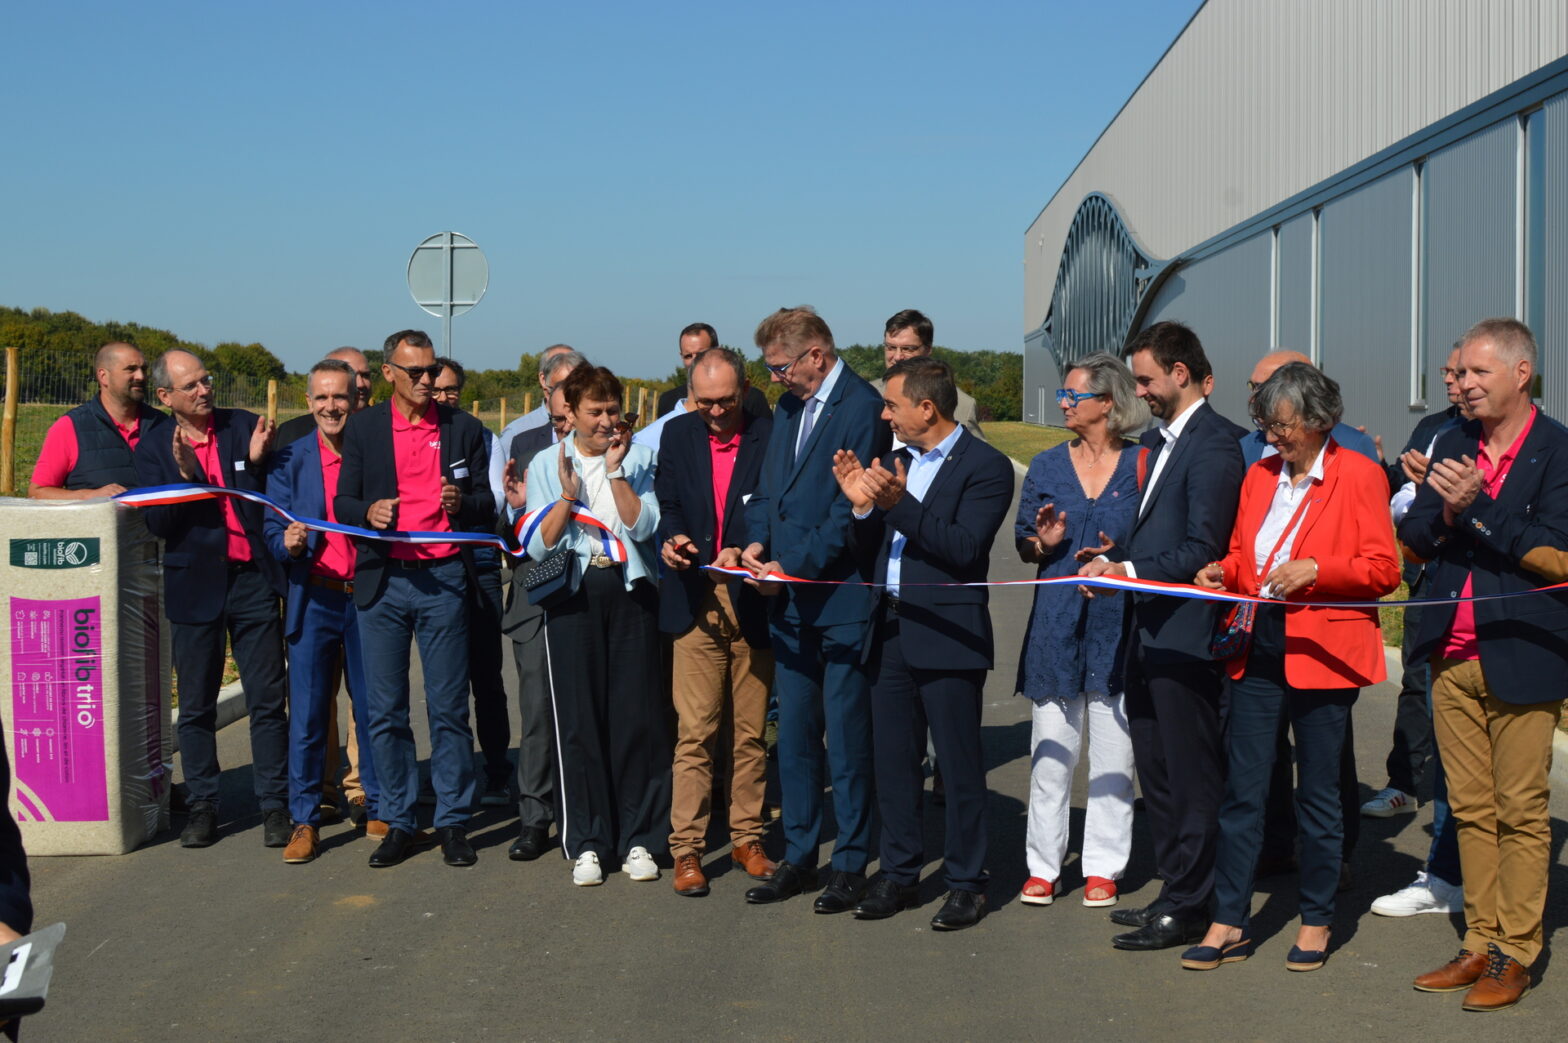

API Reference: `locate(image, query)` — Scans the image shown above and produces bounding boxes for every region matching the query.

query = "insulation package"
[2,498,171,855]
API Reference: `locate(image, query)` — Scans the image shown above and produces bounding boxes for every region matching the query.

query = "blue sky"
[3,1,1199,375]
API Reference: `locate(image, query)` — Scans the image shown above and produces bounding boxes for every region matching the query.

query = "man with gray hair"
[491,344,585,498]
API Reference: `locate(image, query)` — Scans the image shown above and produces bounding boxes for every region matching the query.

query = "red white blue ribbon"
[515,499,629,563]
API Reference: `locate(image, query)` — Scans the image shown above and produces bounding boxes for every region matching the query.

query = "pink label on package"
[10,597,108,822]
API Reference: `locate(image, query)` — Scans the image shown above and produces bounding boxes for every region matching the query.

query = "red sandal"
[1082,876,1118,907]
[1020,877,1055,906]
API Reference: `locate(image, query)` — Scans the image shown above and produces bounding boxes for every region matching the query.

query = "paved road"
[26,476,1568,1040]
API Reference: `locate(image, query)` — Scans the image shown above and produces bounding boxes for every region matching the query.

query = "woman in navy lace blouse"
[1014,352,1148,908]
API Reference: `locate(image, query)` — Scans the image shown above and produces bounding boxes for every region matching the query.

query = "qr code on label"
[23,552,38,566]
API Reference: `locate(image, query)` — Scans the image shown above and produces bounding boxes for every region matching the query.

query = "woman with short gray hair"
[1012,352,1148,908]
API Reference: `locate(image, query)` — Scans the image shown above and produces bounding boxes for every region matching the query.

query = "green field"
[985,421,1074,466]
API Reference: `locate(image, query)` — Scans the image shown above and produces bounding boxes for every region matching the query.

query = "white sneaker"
[1360,787,1418,817]
[572,851,604,887]
[622,845,659,881]
[1370,871,1462,916]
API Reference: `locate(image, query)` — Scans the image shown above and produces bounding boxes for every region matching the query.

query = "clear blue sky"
[3,0,1199,376]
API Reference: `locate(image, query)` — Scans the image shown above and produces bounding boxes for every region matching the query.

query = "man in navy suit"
[263,359,385,863]
[335,330,496,869]
[1079,321,1245,949]
[655,348,777,897]
[836,357,1014,930]
[134,349,289,850]
[1401,318,1568,1011]
[741,306,891,911]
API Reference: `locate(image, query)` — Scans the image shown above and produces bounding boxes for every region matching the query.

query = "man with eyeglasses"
[134,349,290,850]
[739,306,891,913]
[335,330,496,869]
[30,341,166,499]
[873,310,984,443]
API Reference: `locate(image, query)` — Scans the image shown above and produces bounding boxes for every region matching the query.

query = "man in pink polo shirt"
[29,341,165,498]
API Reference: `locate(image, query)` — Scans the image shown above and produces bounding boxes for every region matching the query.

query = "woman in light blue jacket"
[522,362,667,888]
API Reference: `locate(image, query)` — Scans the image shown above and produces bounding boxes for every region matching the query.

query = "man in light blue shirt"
[490,345,584,500]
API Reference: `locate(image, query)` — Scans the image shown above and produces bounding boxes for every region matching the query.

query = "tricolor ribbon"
[515,499,629,563]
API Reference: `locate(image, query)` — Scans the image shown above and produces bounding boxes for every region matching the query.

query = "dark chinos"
[522,438,670,863]
[469,545,513,792]
[858,431,1015,894]
[263,432,382,827]
[335,401,495,835]
[1107,401,1244,927]
[744,362,891,874]
[134,408,289,817]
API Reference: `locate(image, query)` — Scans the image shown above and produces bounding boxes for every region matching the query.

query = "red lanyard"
[1254,483,1315,585]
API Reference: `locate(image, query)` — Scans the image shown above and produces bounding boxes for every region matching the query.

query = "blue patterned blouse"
[1013,440,1141,702]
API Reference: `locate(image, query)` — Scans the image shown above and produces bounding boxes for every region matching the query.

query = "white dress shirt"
[1254,442,1327,597]
[1119,396,1205,580]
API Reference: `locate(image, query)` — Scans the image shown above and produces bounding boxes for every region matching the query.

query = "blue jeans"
[357,559,476,833]
[287,584,381,825]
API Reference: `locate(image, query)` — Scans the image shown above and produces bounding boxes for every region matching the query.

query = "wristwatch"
[606,468,626,480]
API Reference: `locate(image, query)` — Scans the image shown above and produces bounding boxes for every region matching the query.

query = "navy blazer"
[655,409,773,647]
[856,430,1015,671]
[133,408,285,624]
[1398,411,1568,703]
[334,401,496,609]
[262,431,344,640]
[744,362,891,627]
[1110,400,1245,663]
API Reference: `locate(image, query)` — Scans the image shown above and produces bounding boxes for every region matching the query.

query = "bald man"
[1239,350,1380,468]
[29,342,166,498]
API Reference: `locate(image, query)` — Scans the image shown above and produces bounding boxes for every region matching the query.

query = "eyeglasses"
[548,413,569,425]
[1439,367,1458,378]
[167,374,214,395]
[1055,388,1102,405]
[1251,415,1301,437]
[884,344,925,358]
[765,348,811,376]
[432,385,462,397]
[1245,379,1264,392]
[387,362,441,382]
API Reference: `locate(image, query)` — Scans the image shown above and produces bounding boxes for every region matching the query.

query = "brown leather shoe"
[673,853,709,897]
[1413,948,1487,992]
[365,819,390,839]
[1462,945,1530,1011]
[283,824,319,864]
[732,840,777,880]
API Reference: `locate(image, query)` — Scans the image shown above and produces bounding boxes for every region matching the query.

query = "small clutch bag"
[524,546,581,609]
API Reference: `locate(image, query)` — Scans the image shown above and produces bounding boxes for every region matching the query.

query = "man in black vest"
[29,342,165,498]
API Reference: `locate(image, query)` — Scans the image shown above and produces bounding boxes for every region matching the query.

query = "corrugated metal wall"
[1319,170,1419,450]
[1139,231,1272,426]
[1540,91,1568,420]
[1276,214,1315,352]
[1025,0,1568,332]
[1422,118,1518,410]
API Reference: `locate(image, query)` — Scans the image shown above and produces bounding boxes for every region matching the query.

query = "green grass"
[986,421,1074,466]
[1379,582,1408,648]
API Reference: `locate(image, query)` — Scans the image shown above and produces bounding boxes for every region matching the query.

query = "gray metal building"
[1023,0,1568,450]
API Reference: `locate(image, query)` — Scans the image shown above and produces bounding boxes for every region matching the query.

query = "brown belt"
[308,574,354,595]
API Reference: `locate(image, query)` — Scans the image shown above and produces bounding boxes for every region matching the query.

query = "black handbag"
[523,546,581,608]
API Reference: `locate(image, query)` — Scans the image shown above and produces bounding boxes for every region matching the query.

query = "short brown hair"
[558,362,623,410]
[1462,317,1537,366]
[1125,321,1212,383]
[754,305,835,356]
[884,309,933,349]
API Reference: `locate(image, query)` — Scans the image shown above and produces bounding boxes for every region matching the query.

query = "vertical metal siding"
[1276,214,1315,351]
[1319,170,1419,451]
[1540,91,1568,420]
[1422,118,1518,408]
[1139,232,1272,426]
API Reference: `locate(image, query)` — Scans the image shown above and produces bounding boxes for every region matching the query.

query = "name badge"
[235,461,246,472]
[452,466,470,479]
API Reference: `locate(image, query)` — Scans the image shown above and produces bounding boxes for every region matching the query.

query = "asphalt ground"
[25,476,1568,1040]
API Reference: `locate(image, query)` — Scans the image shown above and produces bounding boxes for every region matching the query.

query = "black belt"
[392,553,461,570]
[228,561,257,574]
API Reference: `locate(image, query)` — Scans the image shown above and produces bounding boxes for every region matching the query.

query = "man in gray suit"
[499,386,574,860]
[872,310,985,442]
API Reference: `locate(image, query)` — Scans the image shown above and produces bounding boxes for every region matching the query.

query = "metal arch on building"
[1035,193,1170,371]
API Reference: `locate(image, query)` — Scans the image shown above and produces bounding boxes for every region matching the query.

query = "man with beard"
[30,341,165,497]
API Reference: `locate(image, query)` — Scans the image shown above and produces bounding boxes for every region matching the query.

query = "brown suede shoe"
[365,819,390,839]
[732,840,777,880]
[1462,945,1530,1011]
[283,824,319,864]
[673,853,709,897]
[1413,949,1488,992]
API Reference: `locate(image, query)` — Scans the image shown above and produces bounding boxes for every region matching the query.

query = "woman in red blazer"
[1181,363,1399,974]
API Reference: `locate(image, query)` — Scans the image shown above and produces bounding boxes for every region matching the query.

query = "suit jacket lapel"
[1489,414,1551,510]
[785,367,846,487]
[302,435,326,556]
[722,420,762,537]
[1291,443,1339,550]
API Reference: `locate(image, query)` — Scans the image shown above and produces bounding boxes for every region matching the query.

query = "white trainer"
[1370,870,1462,917]
[622,846,660,881]
[1360,787,1418,817]
[573,851,604,887]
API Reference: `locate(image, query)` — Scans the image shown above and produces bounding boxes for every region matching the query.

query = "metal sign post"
[406,231,489,357]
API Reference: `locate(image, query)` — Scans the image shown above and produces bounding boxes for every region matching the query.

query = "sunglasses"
[388,362,441,382]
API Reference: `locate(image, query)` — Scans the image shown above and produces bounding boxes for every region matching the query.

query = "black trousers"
[543,567,671,861]
[870,611,989,892]
[171,565,288,812]
[1125,642,1224,919]
[1385,590,1433,795]
[469,562,511,786]
[509,626,556,830]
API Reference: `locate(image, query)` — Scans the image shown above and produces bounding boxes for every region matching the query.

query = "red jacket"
[1217,440,1400,689]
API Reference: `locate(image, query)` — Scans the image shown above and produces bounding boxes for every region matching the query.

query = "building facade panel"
[1539,90,1568,421]
[1275,213,1315,353]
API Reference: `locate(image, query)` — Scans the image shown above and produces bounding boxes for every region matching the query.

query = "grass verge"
[986,421,1074,466]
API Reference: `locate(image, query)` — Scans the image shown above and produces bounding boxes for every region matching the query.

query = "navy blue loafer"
[1180,935,1254,970]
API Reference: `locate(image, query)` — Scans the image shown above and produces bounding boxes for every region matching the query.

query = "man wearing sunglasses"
[335,330,496,869]
[134,349,289,851]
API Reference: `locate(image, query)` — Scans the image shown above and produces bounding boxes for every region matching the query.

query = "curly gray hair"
[1250,362,1342,432]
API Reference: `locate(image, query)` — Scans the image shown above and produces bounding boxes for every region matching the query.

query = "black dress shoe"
[854,878,920,920]
[369,828,424,868]
[930,889,986,931]
[508,826,550,862]
[437,826,477,867]
[180,801,218,848]
[262,809,292,848]
[813,870,869,914]
[1112,913,1207,951]
[745,861,819,904]
[1108,900,1171,928]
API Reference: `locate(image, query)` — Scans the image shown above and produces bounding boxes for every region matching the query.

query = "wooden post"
[0,347,16,494]
[636,387,648,427]
[471,398,480,416]
[266,379,278,424]
[499,397,508,431]
[524,392,533,415]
